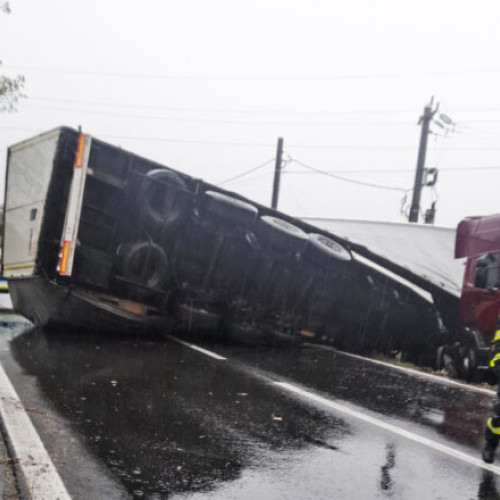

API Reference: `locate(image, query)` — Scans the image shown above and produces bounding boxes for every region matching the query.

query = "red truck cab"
[456,215,500,337]
[451,215,500,378]
[460,252,500,335]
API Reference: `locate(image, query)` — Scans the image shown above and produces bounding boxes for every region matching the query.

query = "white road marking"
[275,381,500,475]
[305,342,495,396]
[0,363,71,499]
[165,336,498,473]
[165,335,227,360]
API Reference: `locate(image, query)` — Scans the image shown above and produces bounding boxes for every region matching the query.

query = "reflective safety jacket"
[490,330,500,369]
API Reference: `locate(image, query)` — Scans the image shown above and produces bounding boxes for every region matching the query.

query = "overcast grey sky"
[1,0,500,227]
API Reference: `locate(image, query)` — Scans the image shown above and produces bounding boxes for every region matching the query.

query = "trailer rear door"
[3,129,61,277]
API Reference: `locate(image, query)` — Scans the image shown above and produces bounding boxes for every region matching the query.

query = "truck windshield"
[475,252,500,289]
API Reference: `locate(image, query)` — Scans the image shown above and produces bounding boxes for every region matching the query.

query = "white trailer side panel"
[302,217,463,297]
[3,130,61,277]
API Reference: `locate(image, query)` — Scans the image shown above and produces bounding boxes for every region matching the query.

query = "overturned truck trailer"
[3,127,442,355]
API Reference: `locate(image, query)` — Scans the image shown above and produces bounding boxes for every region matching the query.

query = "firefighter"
[483,329,500,463]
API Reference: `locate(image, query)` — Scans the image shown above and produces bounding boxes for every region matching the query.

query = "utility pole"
[409,98,439,223]
[271,137,284,209]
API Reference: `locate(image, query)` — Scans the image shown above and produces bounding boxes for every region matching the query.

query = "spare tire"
[117,241,168,289]
[257,216,308,255]
[140,169,190,232]
[201,191,258,228]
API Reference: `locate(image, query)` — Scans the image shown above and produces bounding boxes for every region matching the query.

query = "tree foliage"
[0,71,25,112]
[0,2,25,112]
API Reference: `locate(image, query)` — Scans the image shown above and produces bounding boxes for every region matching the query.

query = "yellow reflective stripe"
[3,264,34,271]
[488,418,500,435]
[495,330,500,342]
[490,353,500,367]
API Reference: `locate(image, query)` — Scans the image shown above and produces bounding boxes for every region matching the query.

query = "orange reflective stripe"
[59,240,71,275]
[75,134,87,168]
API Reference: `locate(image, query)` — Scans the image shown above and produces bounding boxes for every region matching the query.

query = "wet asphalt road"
[0,317,499,499]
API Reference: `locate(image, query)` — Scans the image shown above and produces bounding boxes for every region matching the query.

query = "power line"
[290,144,500,151]
[219,169,273,188]
[19,103,414,127]
[216,158,275,186]
[283,174,309,216]
[3,125,500,152]
[283,166,500,174]
[27,96,500,116]
[454,126,500,144]
[5,64,500,81]
[26,96,420,116]
[289,157,410,192]
[429,125,454,168]
[0,126,275,148]
[459,118,500,124]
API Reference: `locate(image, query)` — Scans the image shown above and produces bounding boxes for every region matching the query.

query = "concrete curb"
[0,362,70,499]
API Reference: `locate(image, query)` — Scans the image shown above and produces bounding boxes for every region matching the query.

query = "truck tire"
[141,169,189,232]
[437,345,460,378]
[306,233,352,268]
[435,345,445,370]
[257,216,308,255]
[117,241,168,289]
[201,191,258,227]
[459,345,478,382]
